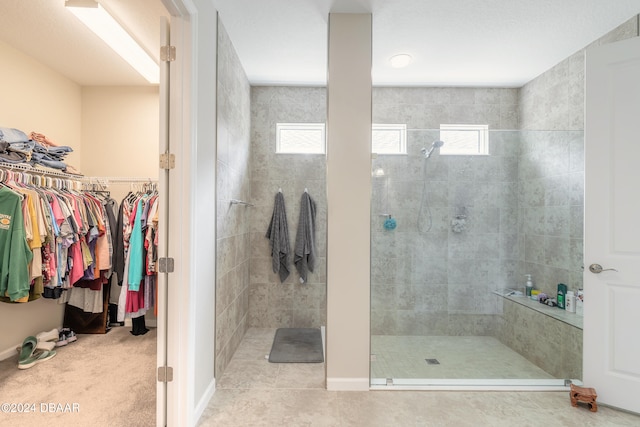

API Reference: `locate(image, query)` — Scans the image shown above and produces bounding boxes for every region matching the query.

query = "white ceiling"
[0,0,169,86]
[215,0,640,87]
[0,0,639,87]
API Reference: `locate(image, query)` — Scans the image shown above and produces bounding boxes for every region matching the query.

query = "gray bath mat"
[268,328,324,363]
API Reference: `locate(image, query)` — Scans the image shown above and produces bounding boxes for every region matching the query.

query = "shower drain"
[425,358,440,365]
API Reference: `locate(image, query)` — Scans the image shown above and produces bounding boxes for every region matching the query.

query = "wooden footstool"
[570,384,598,412]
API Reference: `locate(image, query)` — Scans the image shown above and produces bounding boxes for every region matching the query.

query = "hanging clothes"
[1,166,159,337]
[114,185,159,329]
[0,186,33,301]
[0,167,119,306]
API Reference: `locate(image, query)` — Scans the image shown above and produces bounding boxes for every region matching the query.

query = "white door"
[156,16,170,427]
[584,35,640,414]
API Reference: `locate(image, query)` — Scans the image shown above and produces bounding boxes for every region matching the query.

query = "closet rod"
[85,176,158,183]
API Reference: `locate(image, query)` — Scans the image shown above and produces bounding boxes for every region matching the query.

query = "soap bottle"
[525,274,533,297]
[565,290,576,313]
[557,283,568,309]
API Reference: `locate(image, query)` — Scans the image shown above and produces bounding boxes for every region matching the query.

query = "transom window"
[276,123,326,154]
[276,122,409,155]
[439,124,489,155]
[372,123,407,155]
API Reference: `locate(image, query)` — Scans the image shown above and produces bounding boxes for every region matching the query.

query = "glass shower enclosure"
[370,128,584,389]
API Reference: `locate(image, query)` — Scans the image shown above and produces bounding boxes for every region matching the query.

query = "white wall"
[192,0,218,414]
[326,13,372,390]
[0,40,82,167]
[0,39,82,357]
[81,86,160,179]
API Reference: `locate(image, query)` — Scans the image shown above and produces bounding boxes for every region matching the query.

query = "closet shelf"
[0,162,83,180]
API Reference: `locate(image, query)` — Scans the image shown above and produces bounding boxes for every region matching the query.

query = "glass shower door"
[370,128,583,389]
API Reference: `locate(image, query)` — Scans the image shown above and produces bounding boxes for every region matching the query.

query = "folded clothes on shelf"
[0,126,75,171]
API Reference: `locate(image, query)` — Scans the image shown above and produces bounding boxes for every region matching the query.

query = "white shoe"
[36,328,59,343]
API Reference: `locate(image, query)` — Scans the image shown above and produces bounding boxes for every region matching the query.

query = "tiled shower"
[369,128,584,382]
[243,85,585,383]
[216,15,639,382]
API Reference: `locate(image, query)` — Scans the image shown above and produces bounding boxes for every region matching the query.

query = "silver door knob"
[589,264,618,274]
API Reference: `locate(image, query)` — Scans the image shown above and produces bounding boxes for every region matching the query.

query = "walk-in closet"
[0,1,167,425]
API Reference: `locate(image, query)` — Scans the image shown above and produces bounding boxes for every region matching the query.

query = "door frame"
[158,0,218,425]
[156,15,170,427]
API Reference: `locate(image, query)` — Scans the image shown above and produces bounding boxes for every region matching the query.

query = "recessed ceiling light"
[389,54,413,68]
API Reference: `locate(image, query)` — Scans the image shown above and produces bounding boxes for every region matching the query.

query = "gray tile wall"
[215,22,252,378]
[517,18,639,298]
[508,15,639,380]
[516,130,584,298]
[519,16,639,131]
[498,300,582,379]
[248,87,327,328]
[371,88,520,337]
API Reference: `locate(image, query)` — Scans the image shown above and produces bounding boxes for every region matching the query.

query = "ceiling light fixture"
[389,54,413,69]
[65,0,159,84]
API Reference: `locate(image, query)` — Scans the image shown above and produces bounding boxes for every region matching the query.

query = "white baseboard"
[0,344,20,362]
[326,377,369,391]
[194,379,216,423]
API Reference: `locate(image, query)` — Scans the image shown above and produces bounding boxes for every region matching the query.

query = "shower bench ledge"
[500,294,583,330]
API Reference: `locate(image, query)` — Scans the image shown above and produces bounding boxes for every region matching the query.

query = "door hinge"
[158,257,174,273]
[160,45,176,62]
[158,366,174,383]
[160,153,175,170]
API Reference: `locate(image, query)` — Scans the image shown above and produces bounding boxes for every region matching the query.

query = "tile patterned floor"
[216,328,326,391]
[371,335,554,380]
[198,328,640,426]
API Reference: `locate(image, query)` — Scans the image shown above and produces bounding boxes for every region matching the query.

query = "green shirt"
[0,186,33,301]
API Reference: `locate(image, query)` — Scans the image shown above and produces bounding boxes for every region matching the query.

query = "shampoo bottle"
[525,274,533,297]
[557,283,568,310]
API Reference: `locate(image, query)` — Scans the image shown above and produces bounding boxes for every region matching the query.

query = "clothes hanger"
[0,170,24,199]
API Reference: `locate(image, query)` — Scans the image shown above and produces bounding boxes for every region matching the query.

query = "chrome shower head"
[422,140,445,158]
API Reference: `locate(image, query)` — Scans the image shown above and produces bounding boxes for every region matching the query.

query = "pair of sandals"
[18,329,58,370]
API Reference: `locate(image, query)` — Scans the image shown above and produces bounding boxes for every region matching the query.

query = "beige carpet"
[0,326,156,427]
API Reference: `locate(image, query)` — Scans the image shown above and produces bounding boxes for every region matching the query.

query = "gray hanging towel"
[294,191,317,283]
[266,192,290,283]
